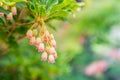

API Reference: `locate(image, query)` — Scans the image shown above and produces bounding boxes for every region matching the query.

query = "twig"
[16,21,34,26]
[0,21,34,29]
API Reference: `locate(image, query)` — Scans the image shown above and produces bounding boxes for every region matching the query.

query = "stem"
[16,22,34,26]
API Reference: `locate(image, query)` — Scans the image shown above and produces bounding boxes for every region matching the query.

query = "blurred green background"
[0,0,120,80]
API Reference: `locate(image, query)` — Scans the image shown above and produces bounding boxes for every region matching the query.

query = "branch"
[16,21,34,26]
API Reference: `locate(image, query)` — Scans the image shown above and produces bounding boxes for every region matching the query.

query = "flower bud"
[48,55,55,63]
[35,37,41,45]
[46,46,51,53]
[46,46,57,59]
[30,37,36,45]
[6,13,13,20]
[3,5,8,10]
[0,12,4,16]
[38,43,44,52]
[50,34,54,39]
[40,27,45,35]
[49,47,56,55]
[41,52,47,61]
[45,30,49,35]
[26,30,33,39]
[43,31,51,42]
[33,29,38,36]
[51,39,56,47]
[11,6,17,15]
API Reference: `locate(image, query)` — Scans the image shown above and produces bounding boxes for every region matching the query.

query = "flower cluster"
[26,22,57,63]
[0,2,17,20]
[85,60,108,76]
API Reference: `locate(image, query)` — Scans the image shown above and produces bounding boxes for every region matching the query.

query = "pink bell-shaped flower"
[3,5,8,10]
[35,37,41,45]
[49,47,56,55]
[33,29,38,36]
[42,31,51,42]
[11,6,17,15]
[26,30,33,39]
[48,55,55,63]
[30,37,36,45]
[51,39,56,47]
[38,43,44,52]
[41,52,47,61]
[6,13,13,20]
[0,12,4,16]
[46,46,50,53]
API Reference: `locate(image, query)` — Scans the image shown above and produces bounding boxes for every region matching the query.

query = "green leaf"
[16,2,26,8]
[0,7,10,15]
[48,10,71,19]
[39,5,46,17]
[4,0,26,3]
[27,1,36,15]
[39,0,46,5]
[58,0,64,4]
[50,0,72,13]
[13,0,26,2]
[0,17,6,25]
[46,0,58,11]
[50,0,78,13]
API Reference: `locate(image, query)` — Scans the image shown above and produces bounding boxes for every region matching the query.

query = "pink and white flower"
[37,43,44,52]
[33,29,38,36]
[42,31,51,42]
[0,12,4,16]
[26,24,57,63]
[49,47,56,55]
[48,55,55,63]
[30,37,36,45]
[26,30,33,39]
[6,13,13,20]
[46,46,51,53]
[51,39,56,47]
[35,37,41,45]
[85,60,108,76]
[41,52,47,61]
[11,6,17,15]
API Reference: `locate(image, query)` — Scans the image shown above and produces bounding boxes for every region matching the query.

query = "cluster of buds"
[0,2,17,20]
[26,22,57,63]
